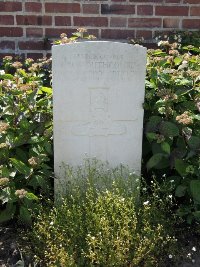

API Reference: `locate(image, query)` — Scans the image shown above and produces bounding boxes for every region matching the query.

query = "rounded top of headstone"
[52,41,147,52]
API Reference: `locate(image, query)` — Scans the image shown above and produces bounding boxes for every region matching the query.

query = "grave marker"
[52,41,146,188]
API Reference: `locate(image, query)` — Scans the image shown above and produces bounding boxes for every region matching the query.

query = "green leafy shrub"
[143,34,200,223]
[0,56,53,224]
[30,162,177,267]
[1,29,199,226]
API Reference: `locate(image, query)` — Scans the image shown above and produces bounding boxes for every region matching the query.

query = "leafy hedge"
[143,38,200,223]
[0,30,200,224]
[0,56,53,224]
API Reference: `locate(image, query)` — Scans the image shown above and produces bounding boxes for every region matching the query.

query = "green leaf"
[10,158,31,176]
[161,142,170,154]
[16,148,28,163]
[146,153,166,170]
[14,260,25,267]
[190,180,200,203]
[175,185,187,197]
[152,142,163,154]
[193,211,200,221]
[174,57,182,66]
[26,192,38,201]
[152,50,167,56]
[19,206,32,225]
[146,132,157,142]
[187,136,200,150]
[159,121,179,137]
[175,159,188,177]
[146,116,162,132]
[18,117,30,130]
[176,137,186,151]
[0,203,16,223]
[41,87,52,94]
[0,74,13,80]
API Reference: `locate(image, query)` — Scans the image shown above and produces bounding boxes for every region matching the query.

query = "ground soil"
[0,223,200,267]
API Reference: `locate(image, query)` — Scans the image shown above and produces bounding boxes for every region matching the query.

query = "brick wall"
[0,0,199,59]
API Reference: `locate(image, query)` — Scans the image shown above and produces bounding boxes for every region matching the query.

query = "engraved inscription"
[71,87,126,137]
[71,120,126,137]
[90,88,108,112]
[61,52,139,81]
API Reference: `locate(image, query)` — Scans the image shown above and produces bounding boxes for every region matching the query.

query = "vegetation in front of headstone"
[30,161,177,267]
[54,27,96,45]
[0,56,53,224]
[143,33,200,223]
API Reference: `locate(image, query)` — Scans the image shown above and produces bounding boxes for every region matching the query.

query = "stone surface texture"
[53,41,146,182]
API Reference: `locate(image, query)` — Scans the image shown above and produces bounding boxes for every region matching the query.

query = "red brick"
[83,4,99,14]
[74,17,108,27]
[25,2,42,13]
[101,29,135,39]
[0,41,15,50]
[155,6,189,16]
[27,53,44,60]
[183,0,200,3]
[45,3,80,13]
[101,4,135,14]
[129,18,161,28]
[0,53,15,61]
[19,41,47,50]
[55,16,71,26]
[182,19,200,29]
[190,7,200,16]
[0,2,22,12]
[136,30,152,39]
[0,27,23,37]
[26,28,43,38]
[110,17,126,27]
[16,15,52,26]
[130,0,161,2]
[165,0,181,2]
[0,15,14,25]
[137,5,153,15]
[45,28,98,38]
[163,18,180,28]
[45,28,73,38]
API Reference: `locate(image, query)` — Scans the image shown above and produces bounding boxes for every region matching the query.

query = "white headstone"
[53,41,146,186]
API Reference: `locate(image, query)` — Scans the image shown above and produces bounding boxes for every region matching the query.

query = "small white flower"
[7,80,12,87]
[169,195,173,199]
[0,70,5,75]
[169,254,173,259]
[192,246,196,252]
[143,201,149,205]
[18,77,23,84]
[50,221,54,225]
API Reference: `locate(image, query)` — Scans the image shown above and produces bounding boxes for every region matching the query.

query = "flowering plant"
[143,33,200,223]
[0,56,53,224]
